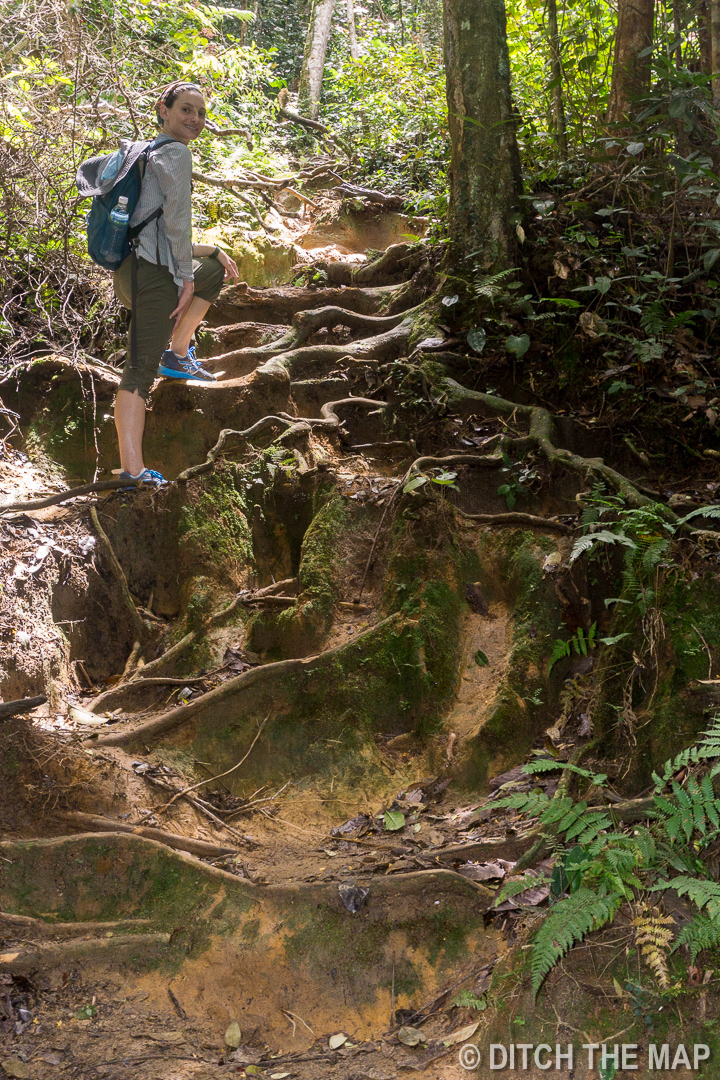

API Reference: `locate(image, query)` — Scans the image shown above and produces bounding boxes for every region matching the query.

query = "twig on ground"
[153,715,270,816]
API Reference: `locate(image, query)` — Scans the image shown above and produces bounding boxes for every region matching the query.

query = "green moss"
[179,471,253,582]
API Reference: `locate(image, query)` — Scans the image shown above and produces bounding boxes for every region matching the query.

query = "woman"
[113,80,239,484]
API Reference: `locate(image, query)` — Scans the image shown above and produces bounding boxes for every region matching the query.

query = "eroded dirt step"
[0,833,500,1059]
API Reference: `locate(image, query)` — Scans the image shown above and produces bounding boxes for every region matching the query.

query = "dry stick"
[90,506,146,643]
[0,695,46,721]
[88,612,403,748]
[153,715,270,817]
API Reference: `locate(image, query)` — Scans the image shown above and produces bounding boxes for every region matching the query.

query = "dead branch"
[59,811,239,858]
[0,695,46,721]
[87,613,403,748]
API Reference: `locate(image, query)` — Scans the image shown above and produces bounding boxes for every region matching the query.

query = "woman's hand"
[170,279,195,324]
[217,249,239,283]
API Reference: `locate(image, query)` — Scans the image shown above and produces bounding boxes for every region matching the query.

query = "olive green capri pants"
[113,254,225,400]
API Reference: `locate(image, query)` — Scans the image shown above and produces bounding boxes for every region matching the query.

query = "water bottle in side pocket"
[98,195,130,265]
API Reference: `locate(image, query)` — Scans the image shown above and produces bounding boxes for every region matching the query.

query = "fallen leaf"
[329,1033,347,1049]
[338,881,369,913]
[270,1073,291,1079]
[443,1020,480,1046]
[1,1060,33,1079]
[148,1031,186,1044]
[383,810,405,831]
[397,1025,427,1046]
[225,1020,241,1049]
[69,706,108,727]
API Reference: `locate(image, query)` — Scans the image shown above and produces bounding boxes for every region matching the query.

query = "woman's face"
[159,90,206,144]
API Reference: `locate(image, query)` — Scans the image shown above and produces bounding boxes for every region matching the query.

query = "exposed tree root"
[59,811,239,858]
[214,318,411,378]
[209,281,408,326]
[87,579,299,713]
[87,613,403,748]
[0,476,155,515]
[0,933,172,974]
[0,912,152,937]
[176,398,386,482]
[459,510,572,534]
[90,506,148,646]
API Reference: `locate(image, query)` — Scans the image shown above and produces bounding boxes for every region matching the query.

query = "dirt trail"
[0,202,643,1077]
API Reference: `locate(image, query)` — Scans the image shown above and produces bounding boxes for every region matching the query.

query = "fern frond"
[494,872,550,906]
[531,889,621,995]
[521,759,608,786]
[656,877,720,920]
[633,904,675,989]
[569,530,637,564]
[673,913,720,962]
[491,790,551,815]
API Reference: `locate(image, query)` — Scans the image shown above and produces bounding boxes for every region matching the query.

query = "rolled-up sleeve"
[153,143,193,282]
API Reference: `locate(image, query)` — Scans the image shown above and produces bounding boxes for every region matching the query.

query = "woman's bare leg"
[171,297,211,357]
[114,388,146,476]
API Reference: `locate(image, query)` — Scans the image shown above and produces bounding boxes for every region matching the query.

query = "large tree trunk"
[443,0,522,271]
[606,0,655,123]
[712,0,720,104]
[298,0,336,120]
[547,0,568,156]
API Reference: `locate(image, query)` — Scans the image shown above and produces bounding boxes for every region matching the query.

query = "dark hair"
[155,80,204,127]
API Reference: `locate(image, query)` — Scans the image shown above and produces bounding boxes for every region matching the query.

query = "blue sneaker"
[118,468,167,486]
[158,346,216,382]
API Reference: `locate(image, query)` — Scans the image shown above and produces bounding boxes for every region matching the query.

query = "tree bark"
[699,0,712,75]
[547,0,568,156]
[298,0,336,119]
[606,0,655,123]
[443,0,523,271]
[347,0,360,57]
[712,0,720,104]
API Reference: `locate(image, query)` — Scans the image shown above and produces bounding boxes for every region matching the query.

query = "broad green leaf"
[505,333,530,357]
[384,810,405,831]
[467,327,486,352]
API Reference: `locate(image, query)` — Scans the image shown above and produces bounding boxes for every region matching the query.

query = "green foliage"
[451,989,487,1010]
[509,716,720,995]
[548,623,597,672]
[673,914,720,963]
[531,890,622,995]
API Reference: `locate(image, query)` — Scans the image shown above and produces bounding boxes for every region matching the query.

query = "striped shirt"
[130,138,193,287]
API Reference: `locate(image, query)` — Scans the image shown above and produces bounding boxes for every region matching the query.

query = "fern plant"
[531,890,622,995]
[496,718,720,996]
[674,914,720,963]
